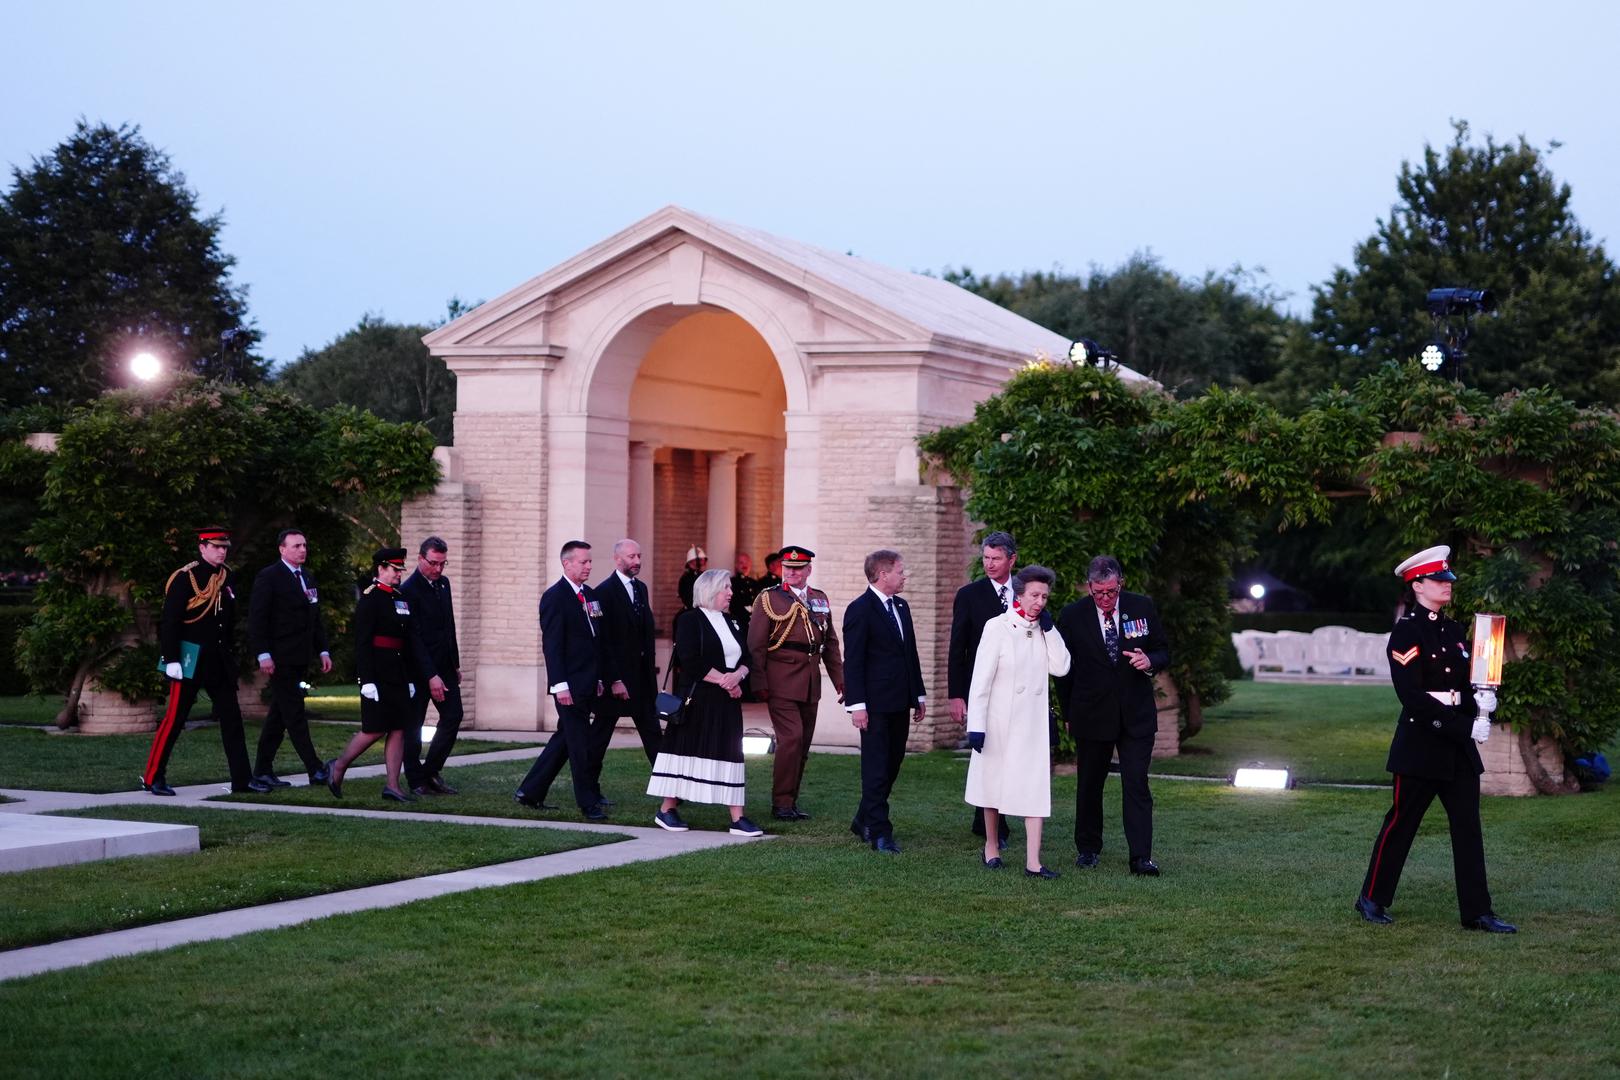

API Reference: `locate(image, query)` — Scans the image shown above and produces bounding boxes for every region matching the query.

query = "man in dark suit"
[514,539,623,820]
[400,536,464,796]
[594,538,661,767]
[842,548,926,854]
[248,528,333,787]
[948,530,1019,844]
[1055,555,1171,875]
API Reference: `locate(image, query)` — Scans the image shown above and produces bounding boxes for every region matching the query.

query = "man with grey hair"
[1055,555,1171,876]
[949,530,1020,844]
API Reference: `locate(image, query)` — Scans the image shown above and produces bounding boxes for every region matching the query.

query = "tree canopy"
[2,379,438,725]
[946,253,1296,398]
[1271,121,1620,409]
[0,121,264,410]
[275,308,462,445]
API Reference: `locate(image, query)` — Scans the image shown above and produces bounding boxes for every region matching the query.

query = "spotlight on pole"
[129,351,163,382]
[1425,287,1496,317]
[1068,338,1118,369]
[1419,343,1449,373]
[1421,285,1495,384]
[1248,583,1267,601]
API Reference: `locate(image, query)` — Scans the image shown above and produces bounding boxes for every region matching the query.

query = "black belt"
[775,641,820,654]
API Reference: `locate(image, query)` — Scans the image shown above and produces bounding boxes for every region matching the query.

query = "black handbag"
[655,690,686,727]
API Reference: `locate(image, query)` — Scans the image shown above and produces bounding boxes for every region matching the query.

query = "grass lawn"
[3,689,1618,1076]
[1160,680,1399,784]
[0,806,621,951]
[0,694,58,726]
[0,715,538,793]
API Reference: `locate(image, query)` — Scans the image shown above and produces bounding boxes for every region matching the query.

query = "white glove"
[1471,717,1492,743]
[165,662,183,680]
[360,683,379,701]
[408,682,416,698]
[1473,688,1498,714]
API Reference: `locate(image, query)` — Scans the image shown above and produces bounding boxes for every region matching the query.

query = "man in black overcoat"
[1054,555,1170,875]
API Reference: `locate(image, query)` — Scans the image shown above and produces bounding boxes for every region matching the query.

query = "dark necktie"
[1103,612,1119,663]
[997,584,1009,611]
[886,597,903,638]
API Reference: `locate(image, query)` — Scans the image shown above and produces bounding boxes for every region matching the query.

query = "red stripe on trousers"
[143,679,184,785]
[1365,774,1401,899]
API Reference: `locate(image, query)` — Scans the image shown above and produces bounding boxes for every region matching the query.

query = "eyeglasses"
[425,558,448,567]
[1088,584,1120,598]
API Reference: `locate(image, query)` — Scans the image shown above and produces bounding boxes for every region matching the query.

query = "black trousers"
[1361,771,1493,923]
[1074,732,1154,861]
[403,683,465,787]
[254,664,322,777]
[853,709,910,841]
[142,646,252,787]
[598,689,661,769]
[517,695,601,810]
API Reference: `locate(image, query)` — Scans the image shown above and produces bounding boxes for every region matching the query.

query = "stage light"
[1426,287,1496,316]
[1068,338,1118,368]
[420,724,438,747]
[129,351,162,382]
[1248,583,1267,600]
[1233,767,1292,790]
[742,728,776,755]
[1420,343,1447,372]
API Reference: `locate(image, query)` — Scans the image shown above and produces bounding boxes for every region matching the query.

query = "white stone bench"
[1241,625,1390,683]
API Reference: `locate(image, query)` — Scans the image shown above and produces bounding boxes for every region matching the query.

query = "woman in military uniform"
[325,548,429,803]
[1355,545,1516,933]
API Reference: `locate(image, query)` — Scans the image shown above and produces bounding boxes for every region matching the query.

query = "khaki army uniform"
[748,583,845,813]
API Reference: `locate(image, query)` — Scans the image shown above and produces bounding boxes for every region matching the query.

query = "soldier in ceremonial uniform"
[756,550,783,593]
[142,527,269,795]
[1356,545,1516,933]
[324,548,431,803]
[747,545,844,820]
[677,545,707,611]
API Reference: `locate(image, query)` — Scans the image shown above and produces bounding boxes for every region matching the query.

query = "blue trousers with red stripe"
[142,646,253,789]
[1361,771,1493,924]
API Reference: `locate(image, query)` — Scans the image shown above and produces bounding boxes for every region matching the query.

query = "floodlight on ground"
[741,728,775,755]
[1068,338,1118,368]
[1233,766,1292,790]
[1420,343,1448,372]
[129,351,162,382]
[1248,583,1267,600]
[421,724,438,747]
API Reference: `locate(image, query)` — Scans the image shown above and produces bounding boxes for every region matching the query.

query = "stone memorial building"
[402,206,1148,748]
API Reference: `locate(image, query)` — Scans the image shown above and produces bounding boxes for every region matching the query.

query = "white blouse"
[700,607,743,668]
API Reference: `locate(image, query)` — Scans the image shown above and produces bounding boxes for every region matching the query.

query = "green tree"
[946,253,1296,396]
[0,120,263,410]
[276,304,465,445]
[4,378,438,726]
[1274,120,1620,408]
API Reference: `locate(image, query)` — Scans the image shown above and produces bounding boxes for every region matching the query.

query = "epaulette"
[164,560,201,592]
[363,584,378,594]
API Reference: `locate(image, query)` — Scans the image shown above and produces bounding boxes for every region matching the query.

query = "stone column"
[706,449,742,573]
[628,441,657,587]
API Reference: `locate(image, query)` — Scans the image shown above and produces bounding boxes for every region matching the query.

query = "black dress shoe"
[1024,865,1060,880]
[142,779,177,797]
[982,855,1004,870]
[1464,913,1517,934]
[595,796,616,808]
[380,787,417,803]
[850,821,872,843]
[790,805,811,820]
[324,759,343,799]
[232,777,274,794]
[309,765,330,785]
[256,774,291,789]
[1354,896,1394,924]
[429,775,459,795]
[773,807,800,821]
[583,804,608,822]
[872,836,902,854]
[1074,852,1100,869]
[1129,858,1160,877]
[513,791,556,810]
[411,783,436,797]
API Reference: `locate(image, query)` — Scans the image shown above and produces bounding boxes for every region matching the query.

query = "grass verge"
[0,805,620,951]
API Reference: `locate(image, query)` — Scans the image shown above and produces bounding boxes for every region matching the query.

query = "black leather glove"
[1039,608,1054,632]
[967,731,985,753]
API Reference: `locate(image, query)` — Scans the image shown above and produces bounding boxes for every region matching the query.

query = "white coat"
[964,608,1071,818]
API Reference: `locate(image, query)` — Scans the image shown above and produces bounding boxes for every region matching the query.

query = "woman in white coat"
[964,565,1071,878]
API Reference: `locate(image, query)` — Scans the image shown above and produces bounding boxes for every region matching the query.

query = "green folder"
[156,640,201,680]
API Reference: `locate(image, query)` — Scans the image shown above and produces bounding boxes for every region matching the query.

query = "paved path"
[0,748,767,983]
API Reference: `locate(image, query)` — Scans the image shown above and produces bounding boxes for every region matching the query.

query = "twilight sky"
[4,0,1616,366]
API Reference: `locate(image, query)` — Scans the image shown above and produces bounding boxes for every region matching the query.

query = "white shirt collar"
[616,570,637,596]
